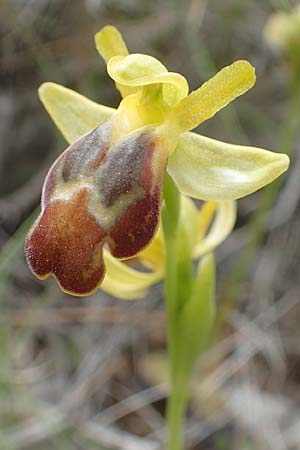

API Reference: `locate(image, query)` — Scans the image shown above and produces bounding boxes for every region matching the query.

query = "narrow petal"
[167,131,290,201]
[108,54,188,105]
[102,250,162,299]
[194,201,237,257]
[39,82,115,144]
[168,60,255,133]
[94,25,136,98]
[197,202,217,240]
[95,25,129,63]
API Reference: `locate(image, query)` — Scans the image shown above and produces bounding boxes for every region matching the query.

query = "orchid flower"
[25,26,289,296]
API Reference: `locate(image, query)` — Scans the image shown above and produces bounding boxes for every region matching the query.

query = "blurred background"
[1,0,300,449]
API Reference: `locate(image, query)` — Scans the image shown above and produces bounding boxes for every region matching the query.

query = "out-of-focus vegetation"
[1,1,300,449]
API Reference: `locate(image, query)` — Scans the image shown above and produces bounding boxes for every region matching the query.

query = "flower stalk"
[163,173,216,450]
[163,173,188,450]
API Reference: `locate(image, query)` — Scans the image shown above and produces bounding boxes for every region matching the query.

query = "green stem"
[162,174,217,449]
[162,173,189,450]
[162,174,180,361]
[166,376,188,450]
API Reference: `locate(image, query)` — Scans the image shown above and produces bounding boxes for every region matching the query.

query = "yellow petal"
[101,250,163,300]
[95,25,129,63]
[108,54,188,105]
[94,25,136,98]
[39,82,115,144]
[137,225,165,270]
[167,131,290,200]
[194,201,237,258]
[197,202,217,240]
[168,60,256,133]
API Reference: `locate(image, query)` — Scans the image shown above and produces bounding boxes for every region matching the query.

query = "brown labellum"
[25,120,168,296]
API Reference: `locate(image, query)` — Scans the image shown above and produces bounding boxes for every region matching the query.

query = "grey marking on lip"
[61,120,112,182]
[94,129,153,208]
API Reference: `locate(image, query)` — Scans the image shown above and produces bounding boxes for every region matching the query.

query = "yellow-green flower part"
[25,25,289,297]
[264,5,300,64]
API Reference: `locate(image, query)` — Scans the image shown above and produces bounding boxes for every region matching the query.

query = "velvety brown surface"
[25,190,106,295]
[108,191,161,258]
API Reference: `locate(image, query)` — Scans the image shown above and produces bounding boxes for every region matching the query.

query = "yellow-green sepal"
[38,82,115,144]
[167,131,290,201]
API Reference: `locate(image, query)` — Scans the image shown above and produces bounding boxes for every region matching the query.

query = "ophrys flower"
[25,26,289,296]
